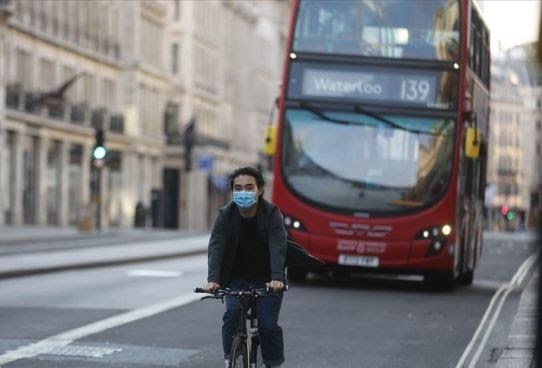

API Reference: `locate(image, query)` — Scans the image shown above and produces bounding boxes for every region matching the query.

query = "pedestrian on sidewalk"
[200,166,287,368]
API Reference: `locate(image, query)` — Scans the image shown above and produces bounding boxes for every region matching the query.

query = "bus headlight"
[442,225,452,236]
[416,224,452,240]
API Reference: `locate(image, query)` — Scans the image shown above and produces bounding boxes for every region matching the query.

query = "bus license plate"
[338,254,379,268]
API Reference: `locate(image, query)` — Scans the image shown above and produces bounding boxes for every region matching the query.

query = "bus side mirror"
[264,125,277,156]
[465,127,480,158]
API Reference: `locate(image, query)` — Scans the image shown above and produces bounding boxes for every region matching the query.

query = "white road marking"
[467,286,514,368]
[127,269,183,277]
[0,292,202,365]
[454,285,507,368]
[455,249,539,368]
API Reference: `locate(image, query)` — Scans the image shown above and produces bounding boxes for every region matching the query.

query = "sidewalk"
[0,225,86,243]
[496,269,539,368]
[0,225,206,244]
[0,225,210,279]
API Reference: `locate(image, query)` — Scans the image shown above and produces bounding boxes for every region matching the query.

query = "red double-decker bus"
[272,0,490,288]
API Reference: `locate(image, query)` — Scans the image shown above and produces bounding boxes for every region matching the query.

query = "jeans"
[222,278,284,366]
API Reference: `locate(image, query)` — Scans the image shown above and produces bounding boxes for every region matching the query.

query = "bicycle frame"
[235,295,263,368]
[195,287,285,368]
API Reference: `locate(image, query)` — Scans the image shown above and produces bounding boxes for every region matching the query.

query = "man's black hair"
[229,166,265,191]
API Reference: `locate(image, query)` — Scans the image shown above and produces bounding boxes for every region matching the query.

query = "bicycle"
[194,286,287,368]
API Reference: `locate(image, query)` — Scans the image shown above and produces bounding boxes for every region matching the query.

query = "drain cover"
[45,345,122,358]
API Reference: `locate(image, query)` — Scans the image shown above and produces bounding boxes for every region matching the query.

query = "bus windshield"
[293,0,459,61]
[281,108,455,214]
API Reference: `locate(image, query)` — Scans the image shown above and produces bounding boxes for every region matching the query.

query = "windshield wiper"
[297,101,443,136]
[353,103,414,132]
[298,102,354,125]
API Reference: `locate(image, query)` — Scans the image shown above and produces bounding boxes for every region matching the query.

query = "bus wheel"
[287,266,308,282]
[456,270,474,285]
[424,271,455,290]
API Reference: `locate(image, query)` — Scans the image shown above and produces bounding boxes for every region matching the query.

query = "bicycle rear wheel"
[229,335,248,368]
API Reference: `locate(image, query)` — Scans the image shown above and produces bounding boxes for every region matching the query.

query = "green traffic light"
[506,211,516,221]
[92,146,107,160]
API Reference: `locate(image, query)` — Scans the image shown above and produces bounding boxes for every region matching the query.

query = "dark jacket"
[207,198,287,286]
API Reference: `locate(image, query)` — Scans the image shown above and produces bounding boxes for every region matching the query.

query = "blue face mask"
[233,191,258,210]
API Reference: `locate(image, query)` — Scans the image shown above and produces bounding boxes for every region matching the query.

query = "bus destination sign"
[288,62,453,109]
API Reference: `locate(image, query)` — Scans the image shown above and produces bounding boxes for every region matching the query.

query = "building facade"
[487,44,542,230]
[0,0,290,230]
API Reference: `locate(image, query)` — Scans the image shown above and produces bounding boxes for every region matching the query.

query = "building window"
[51,0,59,36]
[174,0,181,21]
[71,1,79,42]
[499,131,507,146]
[15,49,32,90]
[62,0,70,39]
[164,102,180,142]
[38,0,47,32]
[110,7,120,58]
[83,74,96,105]
[15,1,24,22]
[171,43,179,74]
[62,66,77,102]
[3,132,15,223]
[68,144,83,225]
[102,79,117,111]
[28,1,36,26]
[140,15,163,67]
[39,58,55,91]
[108,150,123,226]
[47,140,62,225]
[500,110,513,124]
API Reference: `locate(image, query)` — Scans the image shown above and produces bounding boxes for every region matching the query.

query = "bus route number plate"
[338,254,379,268]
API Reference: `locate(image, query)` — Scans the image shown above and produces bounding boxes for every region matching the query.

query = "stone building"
[487,43,542,230]
[0,0,290,230]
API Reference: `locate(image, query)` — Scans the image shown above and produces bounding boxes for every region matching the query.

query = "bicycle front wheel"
[229,335,248,368]
[250,336,265,368]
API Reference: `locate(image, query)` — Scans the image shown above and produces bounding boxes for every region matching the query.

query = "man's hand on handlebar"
[266,280,285,292]
[202,282,220,292]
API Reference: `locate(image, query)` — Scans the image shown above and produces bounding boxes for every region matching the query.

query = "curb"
[495,267,539,368]
[0,248,208,280]
[0,233,110,246]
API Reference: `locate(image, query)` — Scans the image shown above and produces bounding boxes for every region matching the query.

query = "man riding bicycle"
[201,166,287,368]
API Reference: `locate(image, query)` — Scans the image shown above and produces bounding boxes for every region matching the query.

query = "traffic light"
[92,129,107,168]
[506,210,517,221]
[500,205,516,221]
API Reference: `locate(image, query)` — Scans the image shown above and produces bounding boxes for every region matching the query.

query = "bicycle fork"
[248,317,258,367]
[248,310,270,368]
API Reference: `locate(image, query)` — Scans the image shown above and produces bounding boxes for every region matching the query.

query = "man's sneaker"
[224,359,229,368]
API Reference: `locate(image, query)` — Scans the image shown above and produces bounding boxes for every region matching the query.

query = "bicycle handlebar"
[194,285,288,296]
